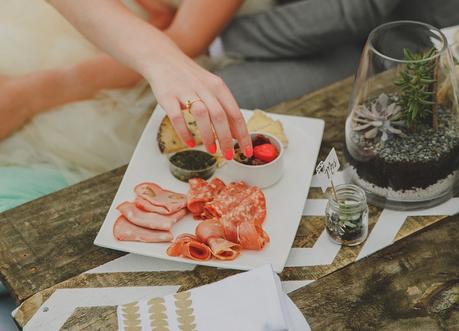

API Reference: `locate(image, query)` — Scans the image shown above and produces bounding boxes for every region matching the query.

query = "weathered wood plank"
[291,215,459,330]
[40,214,459,330]
[0,166,127,303]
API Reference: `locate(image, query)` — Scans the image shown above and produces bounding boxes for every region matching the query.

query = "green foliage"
[394,48,437,129]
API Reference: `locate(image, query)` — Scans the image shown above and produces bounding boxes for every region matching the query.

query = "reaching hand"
[147,52,252,160]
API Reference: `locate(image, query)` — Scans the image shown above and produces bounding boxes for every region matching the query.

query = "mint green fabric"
[0,167,68,213]
[0,167,68,295]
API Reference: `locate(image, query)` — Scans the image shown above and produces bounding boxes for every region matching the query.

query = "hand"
[146,52,252,160]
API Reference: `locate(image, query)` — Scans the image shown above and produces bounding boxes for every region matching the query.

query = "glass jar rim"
[367,20,448,64]
[328,184,367,211]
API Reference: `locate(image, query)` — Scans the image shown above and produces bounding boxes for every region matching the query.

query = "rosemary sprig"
[394,47,437,130]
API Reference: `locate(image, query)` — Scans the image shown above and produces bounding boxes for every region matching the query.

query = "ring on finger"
[183,98,203,111]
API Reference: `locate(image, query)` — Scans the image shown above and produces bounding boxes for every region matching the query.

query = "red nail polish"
[224,149,234,160]
[244,146,253,158]
[208,143,217,154]
[186,139,196,148]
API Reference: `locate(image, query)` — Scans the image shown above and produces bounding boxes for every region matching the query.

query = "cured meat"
[117,202,187,231]
[196,221,240,260]
[219,187,268,250]
[134,182,187,214]
[113,216,173,243]
[134,196,169,214]
[167,234,212,261]
[187,178,225,217]
[237,221,270,250]
[204,182,251,218]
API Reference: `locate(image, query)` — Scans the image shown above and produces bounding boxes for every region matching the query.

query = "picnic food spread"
[109,110,291,264]
[113,178,269,261]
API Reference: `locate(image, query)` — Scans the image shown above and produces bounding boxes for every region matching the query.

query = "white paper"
[117,265,310,331]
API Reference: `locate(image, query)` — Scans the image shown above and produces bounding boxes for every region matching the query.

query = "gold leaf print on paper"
[122,302,142,331]
[174,291,197,331]
[148,297,170,331]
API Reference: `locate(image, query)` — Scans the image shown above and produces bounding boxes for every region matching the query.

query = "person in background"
[216,0,459,108]
[0,0,257,213]
[1,0,252,159]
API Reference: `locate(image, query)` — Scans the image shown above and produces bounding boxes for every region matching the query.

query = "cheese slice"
[247,109,274,131]
[247,110,288,146]
[157,111,202,154]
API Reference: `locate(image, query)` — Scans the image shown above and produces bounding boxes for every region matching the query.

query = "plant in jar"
[345,21,459,210]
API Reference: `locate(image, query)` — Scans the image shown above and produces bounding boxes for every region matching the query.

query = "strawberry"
[253,143,278,163]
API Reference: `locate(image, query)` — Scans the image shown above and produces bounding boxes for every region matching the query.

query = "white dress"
[0,0,274,184]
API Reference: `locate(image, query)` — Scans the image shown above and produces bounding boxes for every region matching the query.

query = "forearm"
[48,0,181,79]
[165,0,243,58]
[221,0,400,59]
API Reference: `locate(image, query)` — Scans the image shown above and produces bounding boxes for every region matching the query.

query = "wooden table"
[0,77,457,330]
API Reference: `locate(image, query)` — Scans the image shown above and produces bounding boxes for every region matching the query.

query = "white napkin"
[117,265,310,331]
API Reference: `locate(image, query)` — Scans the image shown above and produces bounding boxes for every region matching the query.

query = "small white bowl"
[224,132,285,188]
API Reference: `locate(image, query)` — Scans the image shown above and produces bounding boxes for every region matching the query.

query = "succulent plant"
[353,93,405,141]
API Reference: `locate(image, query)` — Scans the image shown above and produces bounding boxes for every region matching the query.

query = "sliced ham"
[134,182,187,214]
[167,234,212,261]
[117,202,187,231]
[113,216,173,243]
[196,221,240,260]
[237,222,270,250]
[134,196,169,214]
[187,178,225,217]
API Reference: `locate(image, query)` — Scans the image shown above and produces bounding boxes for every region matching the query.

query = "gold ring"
[184,99,202,110]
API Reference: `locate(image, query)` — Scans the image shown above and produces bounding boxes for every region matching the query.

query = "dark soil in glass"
[346,109,459,191]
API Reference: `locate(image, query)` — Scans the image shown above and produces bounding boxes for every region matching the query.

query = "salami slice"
[113,216,173,243]
[134,182,186,214]
[187,178,225,217]
[219,187,268,250]
[203,182,249,218]
[117,202,187,231]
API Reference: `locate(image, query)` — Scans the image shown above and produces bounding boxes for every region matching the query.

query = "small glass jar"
[325,184,369,246]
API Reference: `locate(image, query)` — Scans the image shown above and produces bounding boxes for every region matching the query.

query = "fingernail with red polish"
[225,149,234,160]
[208,143,217,154]
[186,139,196,148]
[244,146,253,158]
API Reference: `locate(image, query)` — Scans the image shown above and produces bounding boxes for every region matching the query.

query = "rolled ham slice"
[134,182,186,214]
[237,222,270,250]
[196,221,240,260]
[113,216,173,243]
[117,202,187,231]
[167,234,212,261]
[187,178,225,217]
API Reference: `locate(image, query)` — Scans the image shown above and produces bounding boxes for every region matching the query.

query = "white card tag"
[315,148,340,193]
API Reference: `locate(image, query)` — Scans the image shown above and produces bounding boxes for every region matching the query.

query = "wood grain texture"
[291,215,459,330]
[0,166,127,303]
[33,215,459,330]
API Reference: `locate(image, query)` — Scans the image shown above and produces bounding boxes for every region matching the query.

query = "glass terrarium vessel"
[325,184,369,246]
[345,21,459,210]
